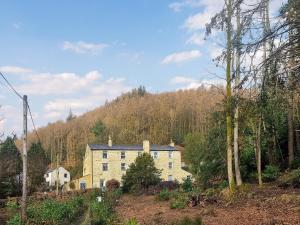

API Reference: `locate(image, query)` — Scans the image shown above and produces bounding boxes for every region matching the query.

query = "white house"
[44,167,70,187]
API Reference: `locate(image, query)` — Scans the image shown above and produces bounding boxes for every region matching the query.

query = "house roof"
[88,144,176,151]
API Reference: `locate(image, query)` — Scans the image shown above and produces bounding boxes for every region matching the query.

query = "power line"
[0,71,41,143]
[27,103,41,143]
[0,71,22,99]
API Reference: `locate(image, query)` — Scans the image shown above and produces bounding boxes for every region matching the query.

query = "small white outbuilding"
[44,167,70,187]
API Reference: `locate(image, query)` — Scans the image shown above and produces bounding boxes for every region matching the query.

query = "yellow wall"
[73,145,191,190]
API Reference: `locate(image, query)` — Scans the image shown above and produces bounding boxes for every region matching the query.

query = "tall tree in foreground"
[233,0,243,186]
[225,0,235,192]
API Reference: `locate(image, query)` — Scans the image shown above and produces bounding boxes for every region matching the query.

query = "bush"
[262,165,280,182]
[170,194,187,209]
[90,201,112,225]
[122,153,161,193]
[125,218,140,225]
[26,196,84,225]
[176,216,203,225]
[182,177,193,192]
[156,189,171,201]
[157,181,180,191]
[69,181,75,190]
[6,214,21,225]
[278,169,300,188]
[106,179,120,191]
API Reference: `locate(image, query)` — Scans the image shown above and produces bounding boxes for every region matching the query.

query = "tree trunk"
[234,1,243,187]
[226,0,235,193]
[288,99,294,167]
[256,117,263,186]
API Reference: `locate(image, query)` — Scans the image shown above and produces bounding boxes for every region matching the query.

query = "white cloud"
[169,0,202,12]
[186,33,205,46]
[171,75,225,90]
[161,50,201,64]
[62,41,109,54]
[17,70,102,95]
[0,66,32,74]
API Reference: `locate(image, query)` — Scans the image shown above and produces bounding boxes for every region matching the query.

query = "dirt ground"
[116,185,300,225]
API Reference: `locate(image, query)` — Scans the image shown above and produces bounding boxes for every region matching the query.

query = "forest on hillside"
[24,87,224,178]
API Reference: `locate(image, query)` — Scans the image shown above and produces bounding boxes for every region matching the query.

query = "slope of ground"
[116,185,300,225]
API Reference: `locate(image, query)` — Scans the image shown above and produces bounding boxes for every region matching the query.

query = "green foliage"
[90,201,112,225]
[184,112,226,188]
[6,214,21,225]
[125,218,140,225]
[0,136,22,198]
[156,189,171,201]
[262,165,280,182]
[278,169,300,188]
[170,194,187,209]
[28,142,49,193]
[122,153,161,193]
[6,198,19,213]
[26,197,84,225]
[182,177,193,192]
[175,216,203,225]
[91,120,107,142]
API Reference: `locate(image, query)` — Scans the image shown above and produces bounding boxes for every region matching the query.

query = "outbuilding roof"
[88,144,176,151]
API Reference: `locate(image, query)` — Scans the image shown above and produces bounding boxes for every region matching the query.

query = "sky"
[0,0,285,135]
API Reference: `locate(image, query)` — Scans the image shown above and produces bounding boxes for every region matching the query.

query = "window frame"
[121,151,126,159]
[152,151,159,159]
[102,163,108,171]
[168,151,173,159]
[102,151,108,159]
[121,163,126,171]
[168,175,173,181]
[168,162,173,169]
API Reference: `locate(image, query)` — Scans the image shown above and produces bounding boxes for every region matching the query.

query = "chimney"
[143,140,150,154]
[169,139,175,147]
[108,135,112,147]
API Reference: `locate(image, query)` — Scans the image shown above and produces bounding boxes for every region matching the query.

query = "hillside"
[26,87,224,177]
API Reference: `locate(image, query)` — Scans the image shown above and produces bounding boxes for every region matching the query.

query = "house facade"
[44,167,71,187]
[72,137,191,190]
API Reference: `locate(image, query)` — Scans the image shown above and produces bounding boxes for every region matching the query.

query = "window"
[64,173,68,178]
[102,163,108,171]
[102,151,108,159]
[137,151,142,157]
[46,173,49,178]
[152,151,158,159]
[168,162,173,169]
[80,182,86,190]
[168,175,173,181]
[168,151,173,159]
[121,163,126,171]
[100,179,105,188]
[121,151,126,159]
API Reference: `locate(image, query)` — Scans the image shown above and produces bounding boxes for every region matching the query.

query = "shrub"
[106,179,120,191]
[6,214,21,225]
[26,196,84,225]
[157,181,180,191]
[125,218,140,225]
[156,189,171,201]
[278,169,300,188]
[182,177,193,192]
[170,194,187,209]
[122,153,161,193]
[90,201,112,225]
[176,216,203,225]
[262,165,280,182]
[69,181,75,190]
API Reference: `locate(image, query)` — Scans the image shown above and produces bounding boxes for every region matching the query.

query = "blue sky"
[0,0,284,135]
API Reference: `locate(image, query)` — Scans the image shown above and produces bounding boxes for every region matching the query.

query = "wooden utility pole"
[21,95,28,223]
